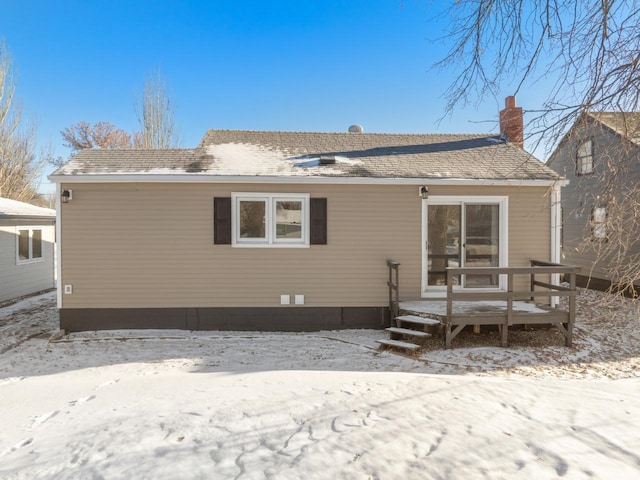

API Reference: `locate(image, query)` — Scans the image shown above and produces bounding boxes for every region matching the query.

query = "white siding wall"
[0,223,56,303]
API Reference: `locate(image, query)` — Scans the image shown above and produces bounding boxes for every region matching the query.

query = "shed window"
[17,228,43,263]
[576,139,593,175]
[232,193,309,247]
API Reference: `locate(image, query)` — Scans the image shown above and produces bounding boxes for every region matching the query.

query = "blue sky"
[1,1,549,195]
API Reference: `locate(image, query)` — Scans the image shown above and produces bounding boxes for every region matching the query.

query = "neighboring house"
[0,197,56,303]
[49,97,565,332]
[547,112,640,290]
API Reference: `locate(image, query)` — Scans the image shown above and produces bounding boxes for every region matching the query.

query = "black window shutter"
[214,197,232,244]
[310,198,327,245]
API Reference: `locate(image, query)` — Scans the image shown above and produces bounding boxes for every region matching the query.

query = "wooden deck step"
[386,327,431,338]
[395,315,441,326]
[376,339,421,351]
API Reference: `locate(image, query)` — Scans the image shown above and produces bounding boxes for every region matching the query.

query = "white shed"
[0,197,56,303]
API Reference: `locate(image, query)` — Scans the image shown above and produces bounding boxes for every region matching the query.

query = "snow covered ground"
[1,290,640,479]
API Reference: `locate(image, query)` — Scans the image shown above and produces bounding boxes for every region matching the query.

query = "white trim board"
[48,174,566,187]
[421,195,509,298]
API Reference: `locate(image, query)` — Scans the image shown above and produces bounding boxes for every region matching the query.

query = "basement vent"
[319,155,337,165]
[348,125,364,133]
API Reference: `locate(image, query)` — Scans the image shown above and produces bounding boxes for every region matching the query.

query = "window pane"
[580,157,593,174]
[18,230,30,260]
[32,229,42,258]
[428,205,461,286]
[275,201,302,239]
[593,207,606,239]
[239,201,266,238]
[577,140,593,174]
[465,204,500,287]
[578,140,592,157]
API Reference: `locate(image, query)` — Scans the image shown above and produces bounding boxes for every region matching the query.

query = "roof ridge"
[588,111,640,115]
[201,129,496,137]
[73,147,196,152]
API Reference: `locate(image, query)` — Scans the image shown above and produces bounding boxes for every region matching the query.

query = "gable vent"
[348,125,364,133]
[319,155,337,165]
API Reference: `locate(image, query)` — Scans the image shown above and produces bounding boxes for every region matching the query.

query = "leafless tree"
[136,70,179,149]
[437,1,640,297]
[59,70,179,163]
[436,1,640,151]
[0,41,44,203]
[61,121,142,155]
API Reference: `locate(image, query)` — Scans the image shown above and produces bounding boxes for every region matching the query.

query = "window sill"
[17,258,45,266]
[232,243,310,248]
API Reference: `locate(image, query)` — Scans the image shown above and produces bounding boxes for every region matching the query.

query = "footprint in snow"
[68,395,95,406]
[281,426,312,455]
[0,437,33,457]
[363,411,382,426]
[0,377,24,387]
[331,410,383,433]
[29,410,59,430]
[94,379,119,390]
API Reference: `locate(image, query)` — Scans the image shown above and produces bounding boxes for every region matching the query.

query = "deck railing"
[445,261,580,348]
[385,259,580,348]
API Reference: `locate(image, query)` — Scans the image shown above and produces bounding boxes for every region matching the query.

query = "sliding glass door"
[424,197,507,293]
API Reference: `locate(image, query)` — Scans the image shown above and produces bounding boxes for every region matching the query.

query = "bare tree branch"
[0,41,43,204]
[61,121,141,154]
[436,1,640,153]
[437,2,640,297]
[136,69,179,149]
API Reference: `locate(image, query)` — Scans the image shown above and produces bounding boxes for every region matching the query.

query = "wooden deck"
[387,260,580,349]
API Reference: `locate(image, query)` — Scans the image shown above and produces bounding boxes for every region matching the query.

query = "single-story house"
[49,97,566,332]
[0,197,56,303]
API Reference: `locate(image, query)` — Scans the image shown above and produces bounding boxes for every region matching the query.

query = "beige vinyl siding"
[0,224,56,303]
[59,183,552,308]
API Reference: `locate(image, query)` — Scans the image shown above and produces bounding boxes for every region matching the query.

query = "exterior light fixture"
[419,186,429,199]
[61,189,72,203]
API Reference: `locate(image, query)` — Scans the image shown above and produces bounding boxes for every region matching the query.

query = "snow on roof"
[49,130,563,182]
[0,197,55,217]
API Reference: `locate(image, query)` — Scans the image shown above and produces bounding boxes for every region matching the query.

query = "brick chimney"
[499,95,524,147]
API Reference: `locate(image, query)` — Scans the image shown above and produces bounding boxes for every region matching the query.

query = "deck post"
[502,273,514,347]
[445,270,453,349]
[386,260,401,327]
[567,271,576,347]
[530,261,535,302]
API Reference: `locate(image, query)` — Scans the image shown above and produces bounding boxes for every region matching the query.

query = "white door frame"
[421,195,509,298]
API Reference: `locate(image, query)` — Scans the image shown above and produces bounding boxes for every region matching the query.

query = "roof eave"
[48,173,564,187]
[0,214,56,221]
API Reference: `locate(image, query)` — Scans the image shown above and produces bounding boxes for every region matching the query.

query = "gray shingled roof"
[51,130,561,181]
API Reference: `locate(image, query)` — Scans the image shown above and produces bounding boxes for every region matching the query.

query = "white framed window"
[232,193,310,247]
[16,227,43,264]
[576,139,593,175]
[592,206,607,239]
